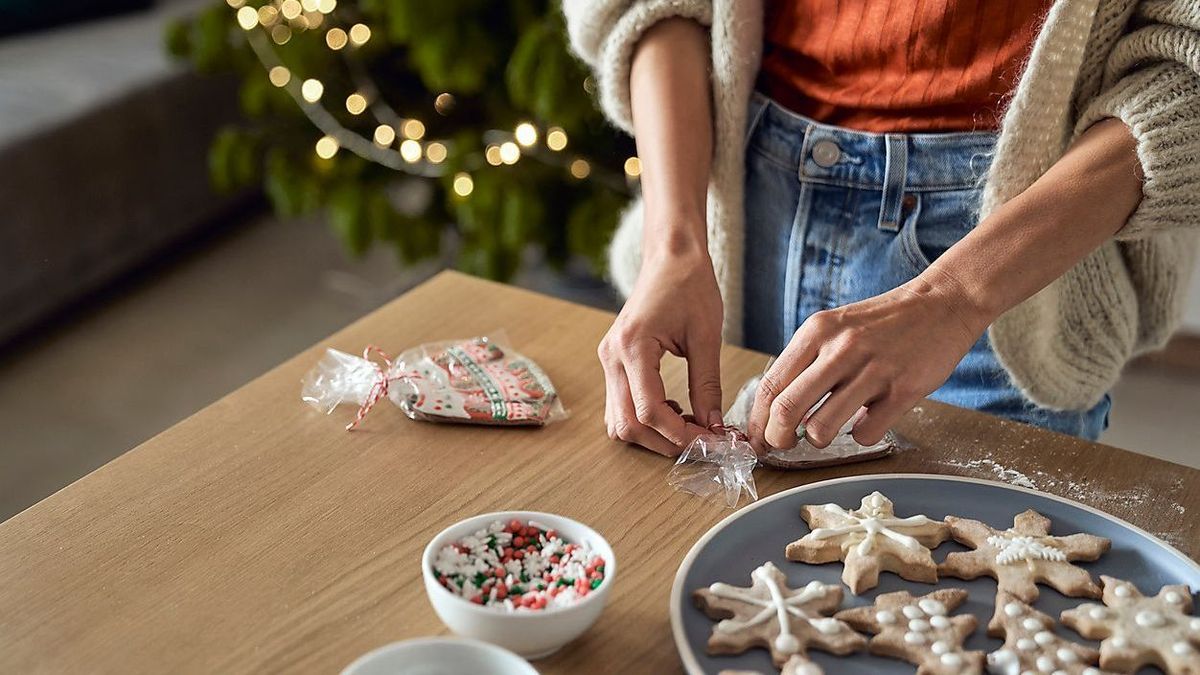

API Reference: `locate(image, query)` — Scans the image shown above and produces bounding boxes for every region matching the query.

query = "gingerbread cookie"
[693,561,866,670]
[1061,576,1200,674]
[786,491,949,594]
[987,592,1109,675]
[939,510,1110,602]
[835,588,984,674]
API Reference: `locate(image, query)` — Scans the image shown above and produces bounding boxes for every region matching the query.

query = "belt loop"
[878,134,907,232]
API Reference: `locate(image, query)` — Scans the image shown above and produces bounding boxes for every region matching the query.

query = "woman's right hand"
[598,226,724,456]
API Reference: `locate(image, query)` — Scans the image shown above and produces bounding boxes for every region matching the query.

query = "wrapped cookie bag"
[301,333,566,430]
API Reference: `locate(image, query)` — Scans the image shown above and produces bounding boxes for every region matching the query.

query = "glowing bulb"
[291,14,310,30]
[316,0,336,12]
[235,6,257,30]
[485,145,502,166]
[624,156,642,178]
[345,93,367,115]
[300,0,319,11]
[373,124,396,146]
[401,119,425,140]
[302,11,321,29]
[315,135,339,159]
[514,122,538,147]
[546,127,568,151]
[280,0,302,20]
[583,77,596,94]
[453,172,474,197]
[498,142,520,165]
[226,0,245,8]
[434,92,455,115]
[348,23,371,46]
[301,78,324,103]
[270,24,292,44]
[268,66,291,87]
[569,159,591,179]
[425,142,447,163]
[325,27,347,50]
[399,139,422,163]
[257,5,279,26]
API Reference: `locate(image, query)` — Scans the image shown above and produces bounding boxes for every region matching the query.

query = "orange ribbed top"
[758,0,1052,133]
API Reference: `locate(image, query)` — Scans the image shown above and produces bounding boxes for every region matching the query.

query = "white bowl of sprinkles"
[422,511,617,659]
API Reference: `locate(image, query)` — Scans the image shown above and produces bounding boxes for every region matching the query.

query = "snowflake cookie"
[987,591,1110,675]
[693,561,866,670]
[1061,575,1200,674]
[785,491,949,594]
[939,510,1110,602]
[835,588,985,675]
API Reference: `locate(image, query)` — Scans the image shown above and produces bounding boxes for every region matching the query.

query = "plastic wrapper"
[667,427,759,509]
[301,334,566,430]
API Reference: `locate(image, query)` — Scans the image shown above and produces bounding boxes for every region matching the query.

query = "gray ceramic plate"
[670,474,1200,674]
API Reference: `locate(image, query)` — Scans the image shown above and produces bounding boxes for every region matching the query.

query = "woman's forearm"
[918,118,1145,330]
[629,17,713,259]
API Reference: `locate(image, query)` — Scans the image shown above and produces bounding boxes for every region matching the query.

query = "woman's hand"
[598,232,723,456]
[748,272,992,450]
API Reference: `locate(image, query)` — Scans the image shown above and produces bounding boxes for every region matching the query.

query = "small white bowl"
[421,511,616,659]
[340,637,537,675]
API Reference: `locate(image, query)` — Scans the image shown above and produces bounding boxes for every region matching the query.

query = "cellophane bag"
[301,333,566,429]
[666,427,759,509]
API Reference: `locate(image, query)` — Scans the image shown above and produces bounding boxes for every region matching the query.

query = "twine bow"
[346,345,396,431]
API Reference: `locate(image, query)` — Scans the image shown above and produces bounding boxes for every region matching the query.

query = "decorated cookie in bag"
[1061,576,1200,674]
[693,561,866,671]
[835,588,984,674]
[786,492,949,594]
[987,592,1110,675]
[939,510,1110,602]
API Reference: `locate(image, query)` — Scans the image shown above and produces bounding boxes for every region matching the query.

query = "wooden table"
[1,271,1195,674]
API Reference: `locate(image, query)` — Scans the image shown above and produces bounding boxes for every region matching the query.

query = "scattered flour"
[937,458,1036,489]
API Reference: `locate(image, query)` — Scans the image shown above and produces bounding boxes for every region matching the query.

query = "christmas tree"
[166,0,635,281]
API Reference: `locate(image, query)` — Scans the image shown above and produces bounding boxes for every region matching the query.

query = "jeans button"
[811,140,841,167]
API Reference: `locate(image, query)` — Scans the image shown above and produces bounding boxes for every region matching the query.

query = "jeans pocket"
[896,188,983,276]
[744,92,771,148]
[895,194,929,275]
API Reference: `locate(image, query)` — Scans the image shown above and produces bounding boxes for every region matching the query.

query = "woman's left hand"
[747,272,993,451]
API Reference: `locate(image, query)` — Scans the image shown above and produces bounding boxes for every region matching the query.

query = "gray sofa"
[0,0,239,344]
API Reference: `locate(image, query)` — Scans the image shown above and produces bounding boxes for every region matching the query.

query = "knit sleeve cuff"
[1075,63,1200,241]
[593,0,713,134]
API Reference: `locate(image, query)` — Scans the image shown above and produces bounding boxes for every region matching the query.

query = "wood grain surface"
[0,271,1195,674]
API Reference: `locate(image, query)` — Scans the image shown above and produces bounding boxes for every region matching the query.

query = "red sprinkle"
[513,536,526,548]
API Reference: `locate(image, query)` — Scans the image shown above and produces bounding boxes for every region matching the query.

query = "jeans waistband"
[747,92,998,193]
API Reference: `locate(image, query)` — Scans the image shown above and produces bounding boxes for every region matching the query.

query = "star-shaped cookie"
[939,510,1110,602]
[1061,576,1200,674]
[835,588,983,674]
[987,591,1110,675]
[693,561,866,670]
[786,491,949,594]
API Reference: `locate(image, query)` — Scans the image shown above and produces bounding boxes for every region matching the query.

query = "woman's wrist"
[906,264,998,339]
[642,206,709,262]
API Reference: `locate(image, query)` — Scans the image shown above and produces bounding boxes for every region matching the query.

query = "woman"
[564,1,1200,455]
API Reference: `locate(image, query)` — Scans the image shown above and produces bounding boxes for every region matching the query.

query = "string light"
[434,92,455,115]
[485,145,503,166]
[268,65,291,87]
[373,124,396,146]
[453,172,474,197]
[399,139,422,163]
[270,24,292,45]
[301,11,321,29]
[401,119,425,140]
[301,78,324,103]
[280,0,302,20]
[317,0,336,12]
[326,27,347,50]
[514,122,538,147]
[498,142,520,165]
[425,142,447,163]
[546,127,568,151]
[570,159,591,179]
[236,6,257,29]
[257,5,279,26]
[348,23,371,46]
[315,135,339,159]
[624,156,642,178]
[301,0,319,11]
[226,0,245,8]
[345,93,367,115]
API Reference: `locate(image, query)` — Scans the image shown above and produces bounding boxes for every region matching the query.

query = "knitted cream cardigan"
[564,0,1200,411]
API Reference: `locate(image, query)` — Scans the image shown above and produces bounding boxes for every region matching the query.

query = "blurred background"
[1,0,1197,522]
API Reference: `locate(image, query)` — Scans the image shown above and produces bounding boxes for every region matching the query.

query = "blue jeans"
[742,94,1110,440]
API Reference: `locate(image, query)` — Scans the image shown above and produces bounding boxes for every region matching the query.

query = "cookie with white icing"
[987,592,1110,675]
[1061,576,1200,674]
[693,561,866,670]
[939,510,1110,602]
[786,491,950,594]
[835,588,984,674]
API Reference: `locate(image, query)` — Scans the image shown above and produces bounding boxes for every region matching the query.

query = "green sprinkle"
[510,585,525,595]
[590,579,602,590]
[520,572,529,583]
[473,572,486,586]
[556,579,569,587]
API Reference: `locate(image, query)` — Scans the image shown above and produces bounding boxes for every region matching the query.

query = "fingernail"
[707,410,723,427]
